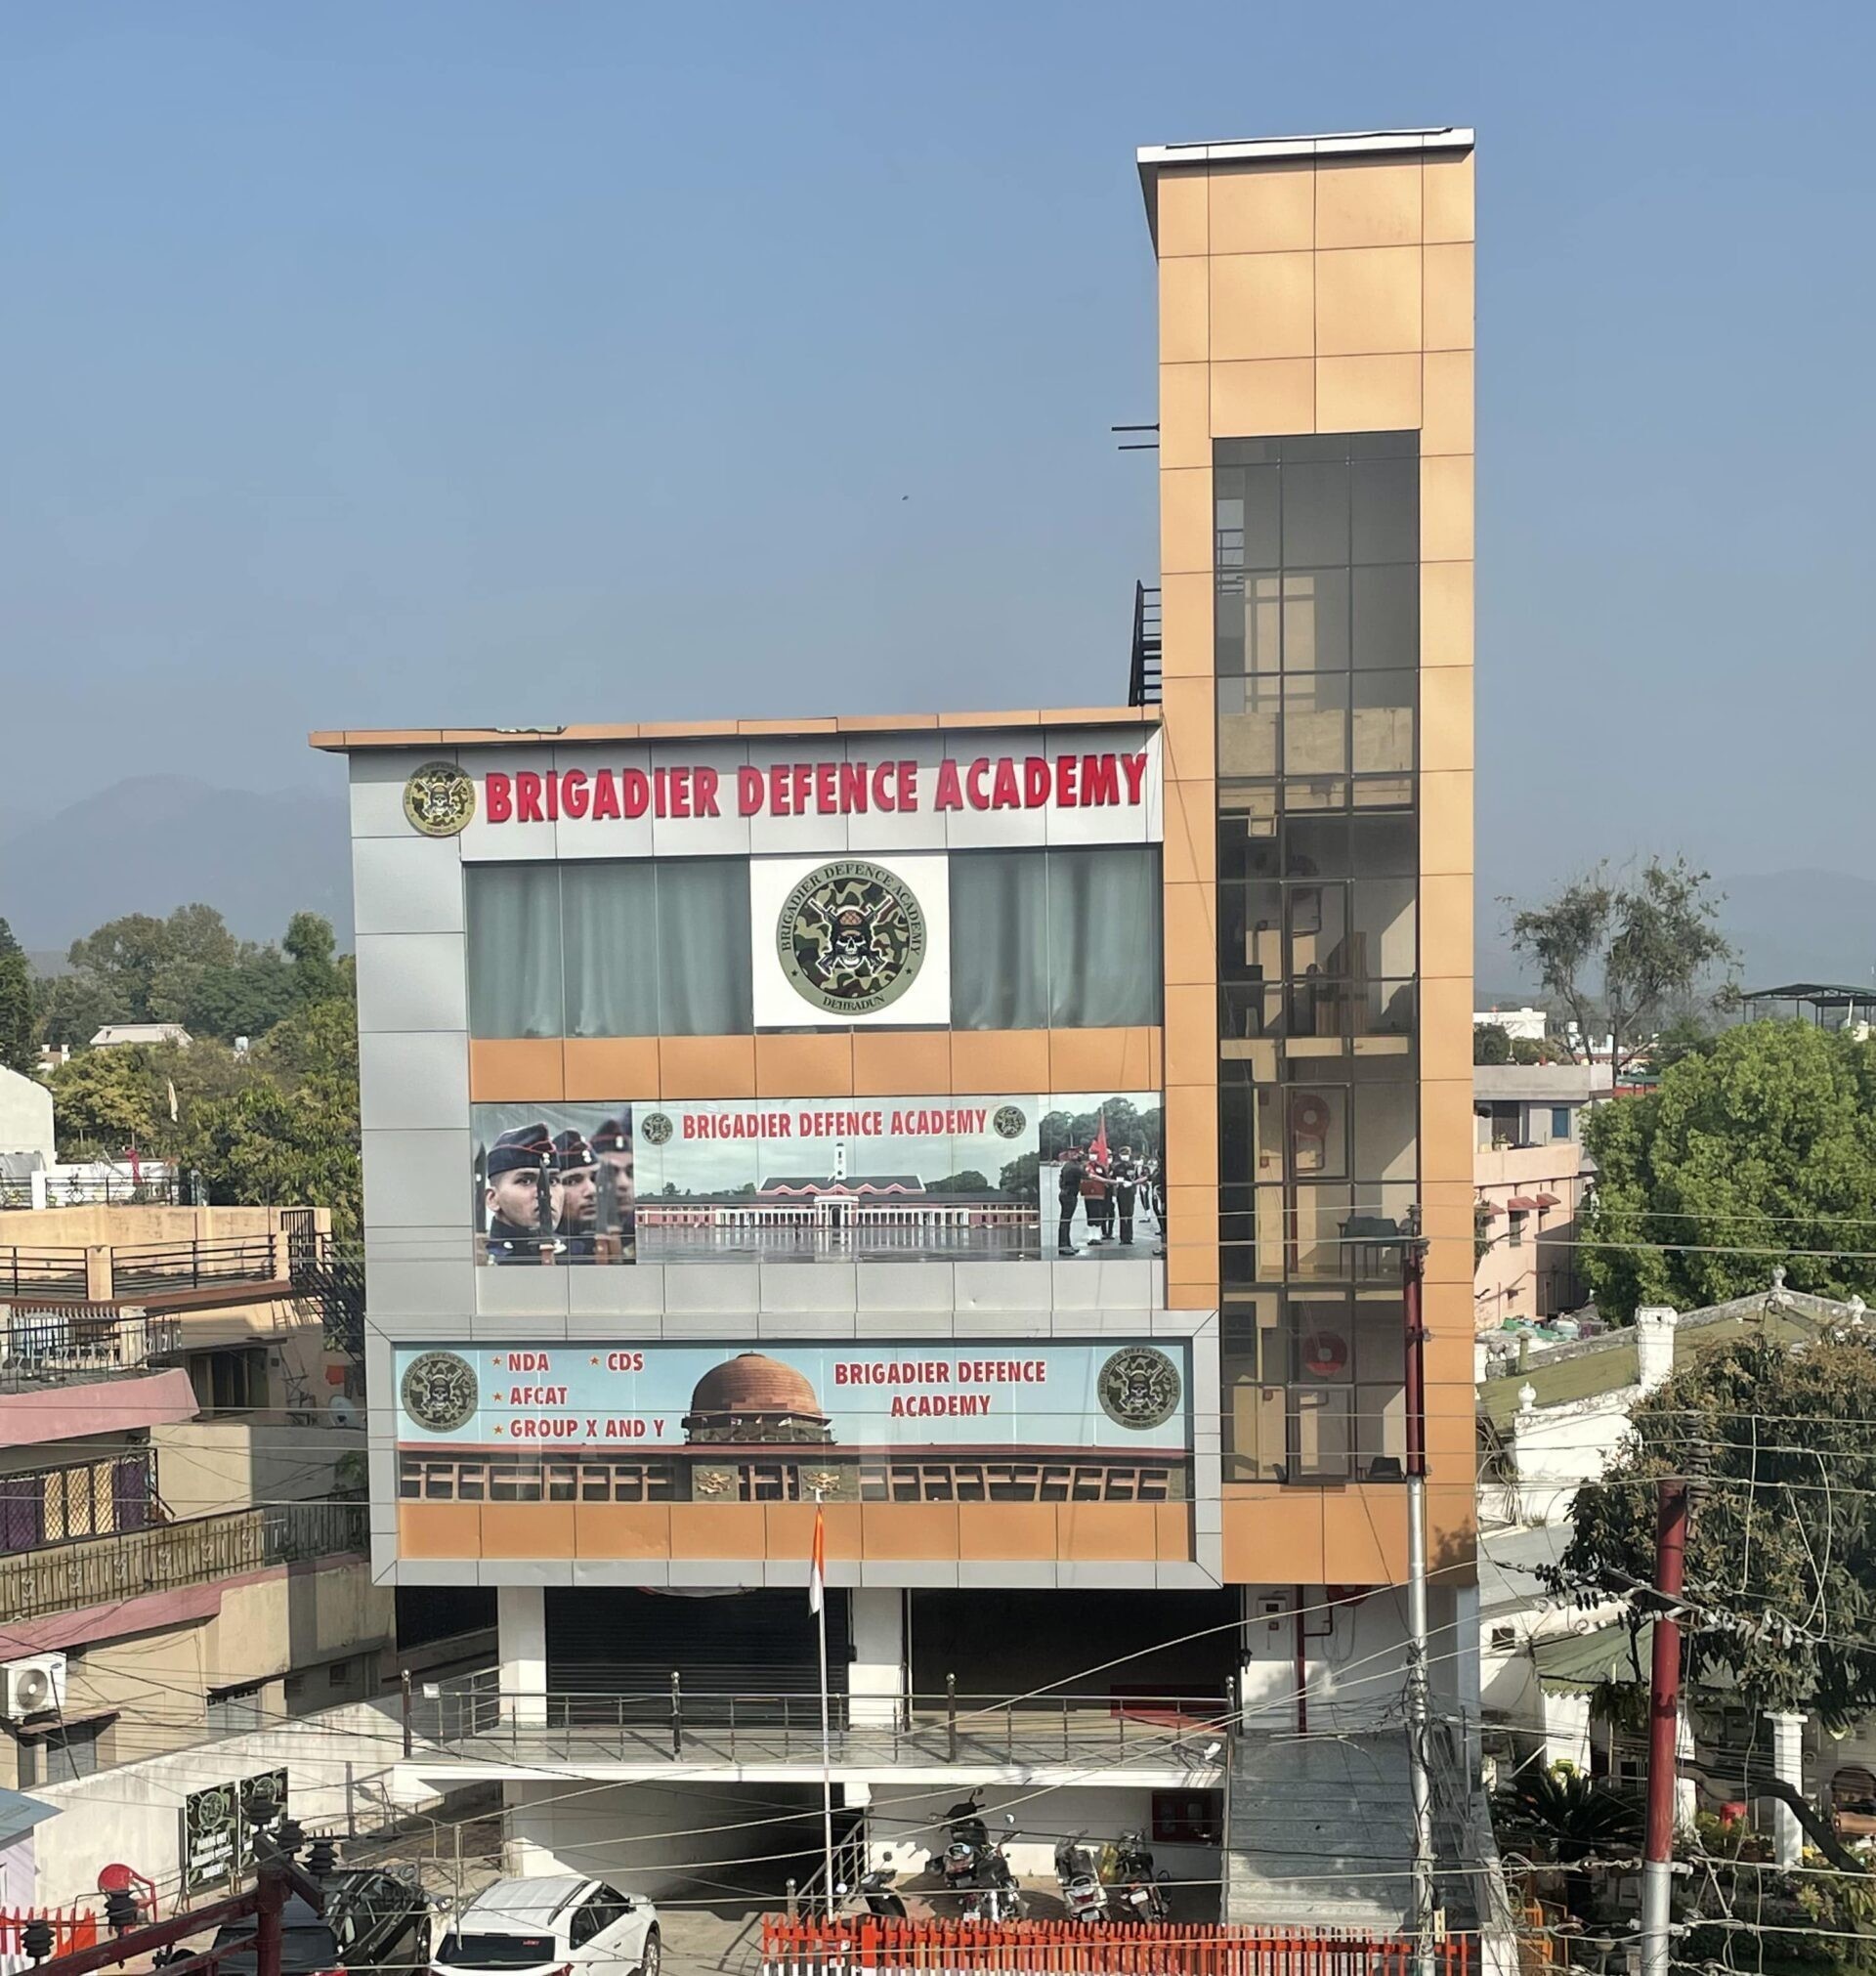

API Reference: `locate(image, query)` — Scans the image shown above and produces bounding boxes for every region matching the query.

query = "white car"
[432,1878,660,1976]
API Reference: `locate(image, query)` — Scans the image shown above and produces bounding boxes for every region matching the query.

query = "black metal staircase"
[1128,580,1163,706]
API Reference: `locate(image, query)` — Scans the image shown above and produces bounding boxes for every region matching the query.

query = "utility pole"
[1641,1473,1690,1976]
[1401,1234,1435,1976]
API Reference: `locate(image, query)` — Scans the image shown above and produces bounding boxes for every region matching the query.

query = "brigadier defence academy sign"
[777,860,927,1016]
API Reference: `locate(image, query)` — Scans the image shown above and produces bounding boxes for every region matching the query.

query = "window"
[191,1349,267,1415]
[19,1718,107,1785]
[950,845,1163,1028]
[467,859,753,1037]
[1551,1107,1572,1141]
[207,1682,267,1733]
[1490,1626,1517,1653]
[1508,1212,1527,1248]
[326,1658,356,1690]
[1151,1789,1222,1844]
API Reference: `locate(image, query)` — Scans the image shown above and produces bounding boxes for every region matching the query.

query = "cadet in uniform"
[589,1116,636,1262]
[1112,1144,1140,1247]
[484,1122,561,1264]
[1056,1145,1086,1257]
[553,1128,600,1260]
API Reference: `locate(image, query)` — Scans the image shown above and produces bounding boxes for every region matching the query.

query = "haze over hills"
[0,775,352,954]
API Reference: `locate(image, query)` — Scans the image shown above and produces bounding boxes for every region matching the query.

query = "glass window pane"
[1047,846,1164,1026]
[1350,455,1418,564]
[1215,575,1246,675]
[950,851,1049,1028]
[466,865,563,1038]
[1349,813,1417,878]
[1351,671,1415,775]
[1217,676,1280,778]
[1283,673,1348,776]
[1281,571,1349,673]
[1280,461,1349,567]
[1350,874,1417,979]
[1350,1077,1416,1184]
[1287,1087,1347,1180]
[656,860,752,1034]
[562,862,658,1037]
[1352,564,1420,669]
[1241,466,1281,571]
[1286,881,1347,980]
[1218,881,1282,986]
[1283,817,1349,878]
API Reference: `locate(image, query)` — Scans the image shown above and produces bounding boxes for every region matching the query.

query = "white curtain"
[466,865,563,1037]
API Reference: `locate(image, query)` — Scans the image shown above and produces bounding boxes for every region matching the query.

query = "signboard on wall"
[751,853,950,1028]
[181,1768,288,1893]
[471,1093,1163,1267]
[394,1339,1192,1505]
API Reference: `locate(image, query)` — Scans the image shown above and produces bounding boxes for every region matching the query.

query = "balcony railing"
[413,1675,1230,1771]
[1128,580,1163,707]
[0,1171,187,1211]
[0,1235,296,1306]
[0,1499,369,1624]
[0,1309,183,1388]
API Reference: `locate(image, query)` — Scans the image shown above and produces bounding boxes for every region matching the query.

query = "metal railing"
[0,1500,369,1624]
[413,1674,1230,1769]
[1129,580,1163,707]
[0,1309,182,1386]
[0,1171,186,1211]
[0,1236,290,1305]
[110,1236,283,1296]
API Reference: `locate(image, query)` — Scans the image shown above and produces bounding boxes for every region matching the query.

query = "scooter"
[855,1866,907,1919]
[975,1819,1027,1922]
[1053,1834,1106,1924]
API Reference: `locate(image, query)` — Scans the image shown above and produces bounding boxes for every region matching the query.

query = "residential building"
[0,1198,396,1905]
[322,125,1477,1930]
[1471,1008,1546,1045]
[1472,1063,1603,1333]
[0,1068,55,1167]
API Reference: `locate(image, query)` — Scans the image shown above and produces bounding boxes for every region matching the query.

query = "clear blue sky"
[4,2,1872,922]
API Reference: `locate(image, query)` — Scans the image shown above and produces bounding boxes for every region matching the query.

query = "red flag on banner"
[808,1503,826,1615]
[1088,1111,1110,1165]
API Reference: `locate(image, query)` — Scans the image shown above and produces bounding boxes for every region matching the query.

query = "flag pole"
[811,1493,834,1913]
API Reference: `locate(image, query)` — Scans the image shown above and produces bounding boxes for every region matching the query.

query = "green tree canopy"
[0,919,32,1074]
[1473,1021,1511,1064]
[1555,1330,1876,1721]
[1582,1020,1876,1320]
[1508,856,1735,1080]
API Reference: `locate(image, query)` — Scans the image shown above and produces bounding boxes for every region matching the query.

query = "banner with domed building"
[394,1340,1193,1506]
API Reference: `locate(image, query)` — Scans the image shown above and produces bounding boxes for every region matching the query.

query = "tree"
[0,919,32,1073]
[34,972,113,1052]
[927,1169,992,1194]
[1581,1020,1876,1320]
[283,912,343,1006]
[46,1046,166,1155]
[1555,1330,1876,1723]
[64,912,171,1021]
[1473,1021,1511,1065]
[1508,857,1736,1081]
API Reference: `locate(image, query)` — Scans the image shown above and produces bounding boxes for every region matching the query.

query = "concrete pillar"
[84,1245,114,1302]
[498,1585,548,1729]
[1769,1710,1808,1867]
[849,1588,905,1729]
[29,1170,47,1210]
[1636,1306,1678,1393]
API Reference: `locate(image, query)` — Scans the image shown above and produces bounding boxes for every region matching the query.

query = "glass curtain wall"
[1213,434,1420,1485]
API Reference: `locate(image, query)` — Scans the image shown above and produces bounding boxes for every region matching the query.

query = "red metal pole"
[1641,1475,1689,1976]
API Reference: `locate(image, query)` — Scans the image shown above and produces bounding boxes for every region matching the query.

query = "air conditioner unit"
[2,1653,67,1720]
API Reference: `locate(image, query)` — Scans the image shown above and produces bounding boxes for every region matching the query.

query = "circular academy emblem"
[403,761,476,838]
[401,1351,479,1433]
[993,1104,1028,1140]
[640,1111,675,1147]
[1096,1346,1183,1432]
[777,860,927,1016]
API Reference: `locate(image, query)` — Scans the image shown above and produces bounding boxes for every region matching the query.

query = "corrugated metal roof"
[1531,1621,1654,1693]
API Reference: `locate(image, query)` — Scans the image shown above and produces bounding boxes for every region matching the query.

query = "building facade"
[324,127,1475,1924]
[1473,1063,1601,1331]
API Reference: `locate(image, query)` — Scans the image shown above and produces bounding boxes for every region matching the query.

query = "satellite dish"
[327,1394,360,1429]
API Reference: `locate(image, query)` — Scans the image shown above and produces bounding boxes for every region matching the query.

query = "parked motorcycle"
[975,1820,1026,1922]
[1103,1829,1171,1924]
[855,1866,907,1920]
[1053,1834,1106,1924]
[930,1791,990,1891]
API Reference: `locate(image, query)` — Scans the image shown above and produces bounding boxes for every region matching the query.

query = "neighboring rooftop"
[1474,1063,1608,1102]
[1478,1284,1863,1429]
[90,1023,191,1049]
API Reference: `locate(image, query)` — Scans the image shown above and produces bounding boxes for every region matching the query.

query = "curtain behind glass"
[562,862,659,1037]
[1046,846,1164,1027]
[950,851,1049,1029]
[657,860,752,1034]
[465,865,564,1037]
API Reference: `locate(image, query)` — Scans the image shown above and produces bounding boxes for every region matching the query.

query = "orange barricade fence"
[759,1917,1476,1976]
[0,1907,101,1967]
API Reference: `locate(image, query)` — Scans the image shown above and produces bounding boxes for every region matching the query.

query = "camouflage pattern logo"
[1096,1346,1183,1432]
[993,1104,1028,1140]
[402,761,476,838]
[777,860,927,1016]
[400,1351,479,1433]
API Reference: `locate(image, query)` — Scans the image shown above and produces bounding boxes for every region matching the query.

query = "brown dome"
[687,1353,826,1420]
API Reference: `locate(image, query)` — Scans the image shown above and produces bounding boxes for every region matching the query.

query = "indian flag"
[808,1503,826,1615]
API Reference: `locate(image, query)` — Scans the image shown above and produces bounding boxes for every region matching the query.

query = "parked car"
[210,1870,430,1976]
[432,1877,659,1976]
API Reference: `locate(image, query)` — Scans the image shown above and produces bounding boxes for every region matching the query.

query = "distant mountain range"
[1476,867,1876,1008]
[1,775,353,956]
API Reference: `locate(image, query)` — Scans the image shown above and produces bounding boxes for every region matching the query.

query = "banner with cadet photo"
[471,1094,1161,1266]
